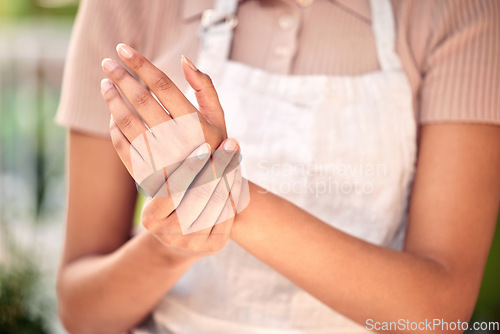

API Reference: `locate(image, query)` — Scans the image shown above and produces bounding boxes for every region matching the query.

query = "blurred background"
[0,0,498,333]
[1,0,76,332]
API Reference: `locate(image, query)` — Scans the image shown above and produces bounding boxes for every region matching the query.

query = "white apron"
[135,0,417,332]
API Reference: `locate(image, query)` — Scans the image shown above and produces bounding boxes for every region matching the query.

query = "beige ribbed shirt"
[56,0,500,137]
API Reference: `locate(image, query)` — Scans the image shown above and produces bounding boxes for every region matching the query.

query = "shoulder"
[393,0,500,125]
[394,0,500,72]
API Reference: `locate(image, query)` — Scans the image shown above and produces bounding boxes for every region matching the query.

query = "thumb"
[181,55,227,136]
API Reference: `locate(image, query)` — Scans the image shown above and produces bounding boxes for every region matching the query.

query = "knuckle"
[103,88,117,102]
[211,186,228,205]
[192,184,211,200]
[132,55,145,70]
[113,66,128,81]
[168,175,190,196]
[185,159,202,175]
[111,135,126,152]
[167,182,182,197]
[153,75,172,91]
[118,113,135,128]
[132,91,151,107]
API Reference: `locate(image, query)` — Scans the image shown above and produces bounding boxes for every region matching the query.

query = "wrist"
[144,231,198,270]
[230,181,256,240]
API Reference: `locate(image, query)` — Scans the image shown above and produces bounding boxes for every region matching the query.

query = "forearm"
[231,183,469,332]
[57,230,194,334]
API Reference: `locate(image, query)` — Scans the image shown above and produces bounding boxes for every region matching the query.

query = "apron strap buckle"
[201,9,238,31]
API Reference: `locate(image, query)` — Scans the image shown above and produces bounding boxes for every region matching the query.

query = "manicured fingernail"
[117,43,133,59]
[196,143,211,159]
[224,138,237,152]
[100,78,114,94]
[182,55,198,72]
[102,58,118,72]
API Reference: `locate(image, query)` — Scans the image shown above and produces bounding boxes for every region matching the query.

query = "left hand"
[100,44,228,183]
[100,43,248,237]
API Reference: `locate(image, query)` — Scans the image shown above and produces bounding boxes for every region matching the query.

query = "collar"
[182,0,371,22]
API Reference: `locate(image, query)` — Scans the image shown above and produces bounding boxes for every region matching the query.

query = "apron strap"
[369,0,403,72]
[198,0,402,76]
[196,0,239,80]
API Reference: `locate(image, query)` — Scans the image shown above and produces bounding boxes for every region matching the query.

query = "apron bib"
[140,0,417,332]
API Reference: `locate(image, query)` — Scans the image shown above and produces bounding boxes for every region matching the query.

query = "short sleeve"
[418,0,500,125]
[55,0,146,137]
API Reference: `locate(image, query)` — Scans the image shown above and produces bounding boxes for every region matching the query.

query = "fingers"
[207,163,247,241]
[163,142,213,198]
[147,138,240,235]
[187,138,240,189]
[169,165,224,233]
[226,165,243,213]
[108,115,146,180]
[198,147,245,239]
[102,58,171,130]
[101,78,147,142]
[175,138,241,234]
[214,138,242,178]
[182,166,236,234]
[181,55,227,136]
[145,142,212,217]
[115,43,198,119]
[143,197,230,258]
[143,195,221,243]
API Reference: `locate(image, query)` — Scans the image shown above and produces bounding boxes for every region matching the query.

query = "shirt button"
[274,46,291,57]
[278,15,296,30]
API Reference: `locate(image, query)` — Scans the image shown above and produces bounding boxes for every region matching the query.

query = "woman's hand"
[99,43,248,261]
[140,138,245,261]
[100,44,227,188]
[103,44,227,147]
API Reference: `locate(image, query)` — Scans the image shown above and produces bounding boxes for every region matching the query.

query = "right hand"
[140,138,244,261]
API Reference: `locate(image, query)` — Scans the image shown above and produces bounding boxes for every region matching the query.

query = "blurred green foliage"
[0,236,49,334]
[0,2,73,333]
[0,0,77,18]
[0,265,47,334]
[472,214,500,323]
